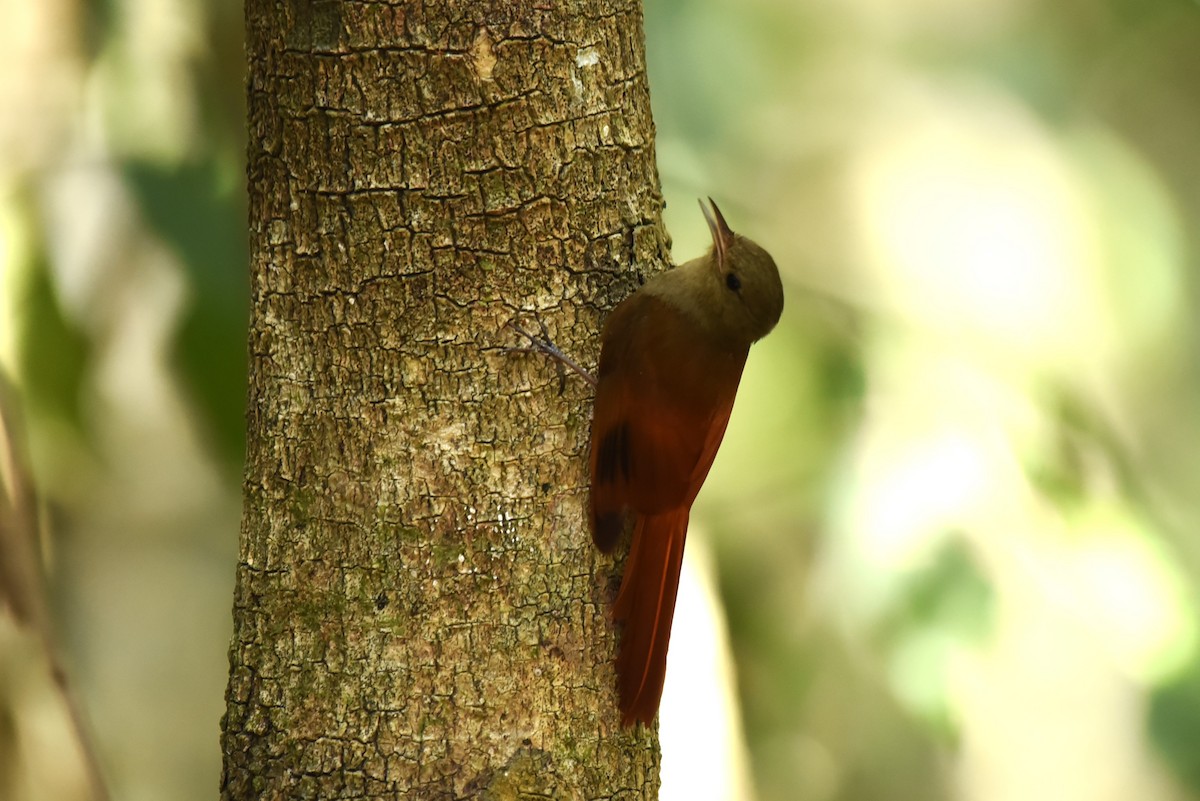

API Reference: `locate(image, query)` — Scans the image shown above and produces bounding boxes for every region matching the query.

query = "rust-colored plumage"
[589,199,783,726]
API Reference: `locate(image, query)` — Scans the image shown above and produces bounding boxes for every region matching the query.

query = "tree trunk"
[221,1,672,798]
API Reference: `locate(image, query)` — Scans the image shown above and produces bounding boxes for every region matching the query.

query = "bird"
[588,198,783,725]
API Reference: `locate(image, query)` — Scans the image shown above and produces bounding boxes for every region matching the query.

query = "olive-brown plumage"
[589,199,783,726]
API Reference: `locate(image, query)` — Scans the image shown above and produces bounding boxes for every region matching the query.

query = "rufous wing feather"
[589,295,744,545]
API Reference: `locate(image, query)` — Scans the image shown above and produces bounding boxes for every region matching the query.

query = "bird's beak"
[700,197,733,269]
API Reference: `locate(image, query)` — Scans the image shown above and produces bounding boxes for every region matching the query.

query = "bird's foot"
[503,318,598,391]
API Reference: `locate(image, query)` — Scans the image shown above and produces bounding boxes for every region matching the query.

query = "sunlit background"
[2,0,1198,800]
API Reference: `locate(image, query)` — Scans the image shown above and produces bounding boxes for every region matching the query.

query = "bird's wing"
[588,292,746,551]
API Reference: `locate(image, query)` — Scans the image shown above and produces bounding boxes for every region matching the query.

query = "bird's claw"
[503,317,598,391]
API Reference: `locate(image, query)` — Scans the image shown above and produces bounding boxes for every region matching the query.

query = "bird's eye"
[725,272,742,292]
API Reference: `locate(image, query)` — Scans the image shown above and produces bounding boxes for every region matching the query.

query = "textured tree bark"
[221,1,672,798]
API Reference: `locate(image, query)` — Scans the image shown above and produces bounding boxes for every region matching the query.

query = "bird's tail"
[613,508,688,727]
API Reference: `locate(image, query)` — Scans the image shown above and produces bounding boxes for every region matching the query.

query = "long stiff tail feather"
[613,509,689,726]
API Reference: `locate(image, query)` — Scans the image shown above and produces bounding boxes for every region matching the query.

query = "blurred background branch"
[0,375,108,801]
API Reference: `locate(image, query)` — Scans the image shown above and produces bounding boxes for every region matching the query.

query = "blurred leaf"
[15,250,91,432]
[125,160,247,471]
[1148,660,1200,794]
[882,536,994,645]
[869,538,994,738]
[82,0,117,61]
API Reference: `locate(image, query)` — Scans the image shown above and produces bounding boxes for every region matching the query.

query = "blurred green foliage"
[4,0,1200,800]
[13,234,91,433]
[125,159,247,468]
[646,1,1200,800]
[1150,661,1200,795]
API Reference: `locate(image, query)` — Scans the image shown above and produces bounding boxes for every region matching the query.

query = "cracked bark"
[221,1,672,798]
